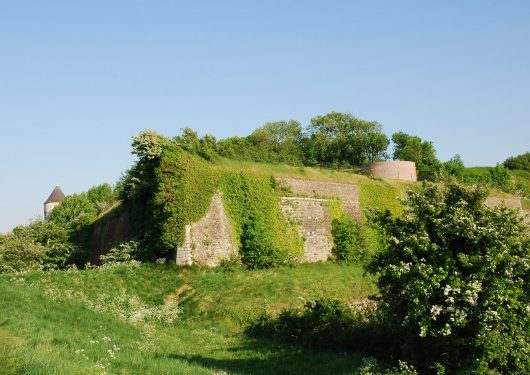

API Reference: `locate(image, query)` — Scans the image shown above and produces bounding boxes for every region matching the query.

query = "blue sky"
[1,1,529,233]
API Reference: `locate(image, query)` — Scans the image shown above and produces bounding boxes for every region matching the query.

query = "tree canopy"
[305,112,389,167]
[504,152,530,172]
[391,132,441,180]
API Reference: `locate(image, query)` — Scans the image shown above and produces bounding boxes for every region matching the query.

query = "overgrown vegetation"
[367,180,530,373]
[247,180,530,374]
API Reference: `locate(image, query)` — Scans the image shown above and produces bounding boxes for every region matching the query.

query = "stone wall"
[90,209,131,264]
[278,178,360,219]
[367,161,417,182]
[176,191,236,266]
[281,197,332,262]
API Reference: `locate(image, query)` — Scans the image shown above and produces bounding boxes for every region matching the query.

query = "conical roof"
[44,186,65,204]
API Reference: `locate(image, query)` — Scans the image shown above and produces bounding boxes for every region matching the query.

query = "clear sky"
[1,1,529,233]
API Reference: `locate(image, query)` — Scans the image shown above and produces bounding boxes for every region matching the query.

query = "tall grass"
[0,263,377,374]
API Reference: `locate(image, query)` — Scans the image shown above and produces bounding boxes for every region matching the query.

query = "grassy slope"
[0,263,377,374]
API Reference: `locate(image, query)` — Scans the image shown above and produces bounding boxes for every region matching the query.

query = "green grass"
[0,263,377,374]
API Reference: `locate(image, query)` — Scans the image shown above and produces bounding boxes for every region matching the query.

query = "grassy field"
[0,263,379,374]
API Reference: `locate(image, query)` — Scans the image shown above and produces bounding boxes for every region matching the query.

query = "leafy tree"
[173,127,219,161]
[443,154,465,179]
[48,193,97,230]
[248,120,304,165]
[504,152,530,172]
[86,183,115,214]
[368,180,530,373]
[391,132,441,180]
[305,112,389,167]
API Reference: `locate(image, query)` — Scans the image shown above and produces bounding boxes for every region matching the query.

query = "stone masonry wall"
[281,197,333,262]
[176,191,236,266]
[278,178,360,219]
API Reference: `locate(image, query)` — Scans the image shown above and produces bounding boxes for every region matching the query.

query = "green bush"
[0,220,75,273]
[220,172,303,268]
[368,180,530,374]
[240,213,288,269]
[0,234,47,273]
[331,215,366,263]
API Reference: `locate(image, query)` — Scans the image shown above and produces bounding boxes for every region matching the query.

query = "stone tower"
[44,186,65,219]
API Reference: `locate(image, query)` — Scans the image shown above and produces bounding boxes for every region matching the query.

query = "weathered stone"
[176,191,236,266]
[281,197,332,262]
[278,178,360,219]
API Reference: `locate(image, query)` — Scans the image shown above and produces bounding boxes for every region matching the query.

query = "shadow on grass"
[159,336,367,375]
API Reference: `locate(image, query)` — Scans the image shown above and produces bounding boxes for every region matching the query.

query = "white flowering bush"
[368,180,530,373]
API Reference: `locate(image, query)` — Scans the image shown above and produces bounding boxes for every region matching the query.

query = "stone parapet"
[278,177,360,219]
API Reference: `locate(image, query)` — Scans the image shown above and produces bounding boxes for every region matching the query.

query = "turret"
[44,186,65,219]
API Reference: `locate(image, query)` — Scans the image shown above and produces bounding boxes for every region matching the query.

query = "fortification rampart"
[281,197,333,262]
[367,161,417,182]
[278,178,360,219]
[176,191,236,266]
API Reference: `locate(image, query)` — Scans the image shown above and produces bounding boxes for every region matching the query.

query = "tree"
[443,154,465,179]
[368,180,530,373]
[248,120,304,165]
[504,152,530,172]
[391,132,441,180]
[306,112,389,167]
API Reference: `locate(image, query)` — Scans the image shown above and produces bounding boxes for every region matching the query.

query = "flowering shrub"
[368,180,530,373]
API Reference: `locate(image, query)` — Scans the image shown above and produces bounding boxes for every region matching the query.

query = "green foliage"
[86,183,116,214]
[331,215,366,263]
[220,172,304,268]
[0,263,378,374]
[99,241,139,266]
[368,180,530,374]
[442,154,465,179]
[0,220,75,273]
[173,127,219,161]
[391,132,441,180]
[131,129,170,161]
[305,112,389,166]
[0,234,47,273]
[240,213,288,269]
[13,220,74,269]
[47,184,118,265]
[218,120,304,165]
[504,151,530,171]
[153,147,220,259]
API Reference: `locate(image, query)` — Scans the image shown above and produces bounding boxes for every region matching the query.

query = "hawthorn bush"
[368,180,530,374]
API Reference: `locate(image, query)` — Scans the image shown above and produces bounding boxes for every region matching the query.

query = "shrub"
[0,234,47,273]
[367,180,530,374]
[240,213,288,269]
[99,241,140,266]
[331,215,366,263]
